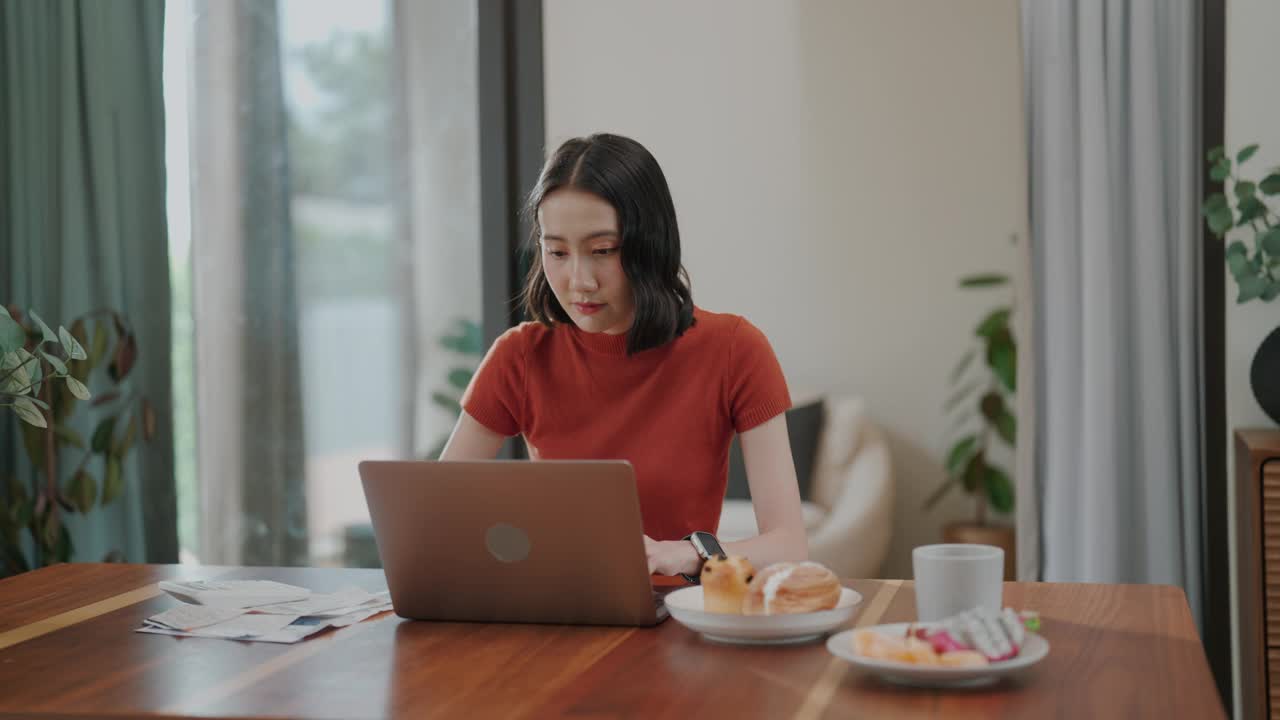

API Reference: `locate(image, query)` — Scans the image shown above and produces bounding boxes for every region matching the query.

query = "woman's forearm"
[721,526,809,570]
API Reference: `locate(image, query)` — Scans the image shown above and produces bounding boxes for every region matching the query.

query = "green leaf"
[447,368,474,391]
[54,424,85,449]
[115,416,138,456]
[26,310,57,344]
[12,397,46,428]
[1235,181,1258,199]
[1210,161,1230,182]
[1261,172,1280,196]
[431,392,461,416]
[979,392,1005,423]
[39,350,67,376]
[65,376,90,401]
[987,337,1017,392]
[944,380,981,413]
[0,352,31,394]
[1261,227,1280,256]
[1237,144,1260,164]
[1262,280,1280,302]
[1237,196,1267,226]
[1202,192,1228,214]
[1207,146,1225,163]
[1228,249,1251,279]
[945,435,978,477]
[17,347,41,391]
[975,308,1011,339]
[984,465,1015,513]
[91,417,117,454]
[1238,274,1267,303]
[0,308,25,355]
[1208,207,1234,235]
[64,471,97,514]
[922,476,958,510]
[440,319,484,355]
[1227,240,1249,257]
[58,326,87,361]
[101,457,123,505]
[962,452,986,493]
[996,408,1017,445]
[950,349,976,383]
[959,274,1009,288]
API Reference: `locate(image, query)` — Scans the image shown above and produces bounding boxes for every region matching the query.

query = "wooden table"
[0,564,1224,719]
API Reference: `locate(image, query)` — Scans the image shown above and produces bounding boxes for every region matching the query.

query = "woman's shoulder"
[689,306,762,341]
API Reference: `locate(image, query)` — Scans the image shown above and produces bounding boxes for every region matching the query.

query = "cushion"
[724,398,824,501]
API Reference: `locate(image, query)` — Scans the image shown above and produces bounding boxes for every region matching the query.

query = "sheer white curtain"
[1022,0,1202,618]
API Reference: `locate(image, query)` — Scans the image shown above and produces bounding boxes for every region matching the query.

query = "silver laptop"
[358,460,669,626]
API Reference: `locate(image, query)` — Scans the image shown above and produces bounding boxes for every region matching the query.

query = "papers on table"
[137,581,393,644]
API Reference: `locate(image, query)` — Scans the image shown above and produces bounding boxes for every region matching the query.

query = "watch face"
[693,532,725,559]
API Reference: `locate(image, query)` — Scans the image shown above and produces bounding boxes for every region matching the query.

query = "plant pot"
[943,522,1016,581]
[1253,324,1280,426]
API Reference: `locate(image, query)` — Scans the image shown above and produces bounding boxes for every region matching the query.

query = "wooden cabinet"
[1237,430,1280,720]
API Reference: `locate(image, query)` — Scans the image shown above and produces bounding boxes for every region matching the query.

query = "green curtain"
[0,0,177,565]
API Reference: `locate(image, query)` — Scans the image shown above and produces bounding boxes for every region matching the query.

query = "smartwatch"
[679,531,725,584]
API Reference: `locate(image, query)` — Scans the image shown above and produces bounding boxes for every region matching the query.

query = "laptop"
[358,459,670,626]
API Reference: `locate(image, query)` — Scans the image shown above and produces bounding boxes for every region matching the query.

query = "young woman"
[441,133,807,579]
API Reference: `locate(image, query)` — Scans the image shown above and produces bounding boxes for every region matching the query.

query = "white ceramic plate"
[663,586,863,645]
[826,623,1050,688]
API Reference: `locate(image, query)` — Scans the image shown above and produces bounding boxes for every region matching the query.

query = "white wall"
[1225,1,1280,716]
[544,0,1028,577]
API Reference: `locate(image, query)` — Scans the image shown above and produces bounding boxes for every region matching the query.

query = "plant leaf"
[54,424,86,449]
[1228,249,1251,279]
[0,352,32,394]
[64,471,97,514]
[945,435,979,477]
[996,408,1017,445]
[58,326,87,361]
[90,391,121,407]
[1238,274,1267,303]
[1237,196,1267,226]
[65,376,90,401]
[0,308,25,355]
[101,457,124,505]
[962,452,986,493]
[922,476,958,510]
[1208,207,1234,235]
[27,310,57,344]
[1261,226,1280,256]
[950,349,976,383]
[979,392,1005,423]
[1235,180,1258,199]
[431,392,461,416]
[12,397,46,428]
[959,274,1009,288]
[39,349,67,376]
[108,333,137,382]
[447,368,474,391]
[1261,172,1280,196]
[1237,144,1260,164]
[987,337,1017,392]
[975,308,1011,338]
[944,380,981,413]
[984,465,1015,513]
[1210,160,1230,182]
[91,417,117,454]
[1207,146,1225,163]
[1203,192,1228,213]
[115,415,138,456]
[1262,280,1280,302]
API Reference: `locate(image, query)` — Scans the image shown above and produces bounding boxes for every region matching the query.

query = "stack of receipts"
[135,581,393,643]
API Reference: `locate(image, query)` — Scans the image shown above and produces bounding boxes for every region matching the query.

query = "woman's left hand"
[644,535,701,576]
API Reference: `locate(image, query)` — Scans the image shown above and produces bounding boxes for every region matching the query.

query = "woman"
[442,133,807,578]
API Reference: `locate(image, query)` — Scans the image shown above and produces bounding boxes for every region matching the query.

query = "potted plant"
[1203,144,1280,424]
[924,265,1017,579]
[0,305,157,575]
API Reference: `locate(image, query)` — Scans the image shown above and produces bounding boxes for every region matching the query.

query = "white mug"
[912,544,1004,622]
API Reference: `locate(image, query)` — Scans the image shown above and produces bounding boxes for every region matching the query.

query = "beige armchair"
[716,395,894,578]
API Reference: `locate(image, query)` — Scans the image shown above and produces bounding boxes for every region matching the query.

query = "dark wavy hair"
[520,133,695,355]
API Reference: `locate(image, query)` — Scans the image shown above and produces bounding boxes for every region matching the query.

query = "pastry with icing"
[741,561,841,615]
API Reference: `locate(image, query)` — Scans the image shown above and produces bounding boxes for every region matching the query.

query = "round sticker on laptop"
[485,523,531,563]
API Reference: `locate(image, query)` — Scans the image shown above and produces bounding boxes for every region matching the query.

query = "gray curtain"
[1022,0,1202,621]
[0,0,177,564]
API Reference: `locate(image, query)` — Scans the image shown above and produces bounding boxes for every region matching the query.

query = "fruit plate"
[826,623,1050,688]
[663,586,862,645]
